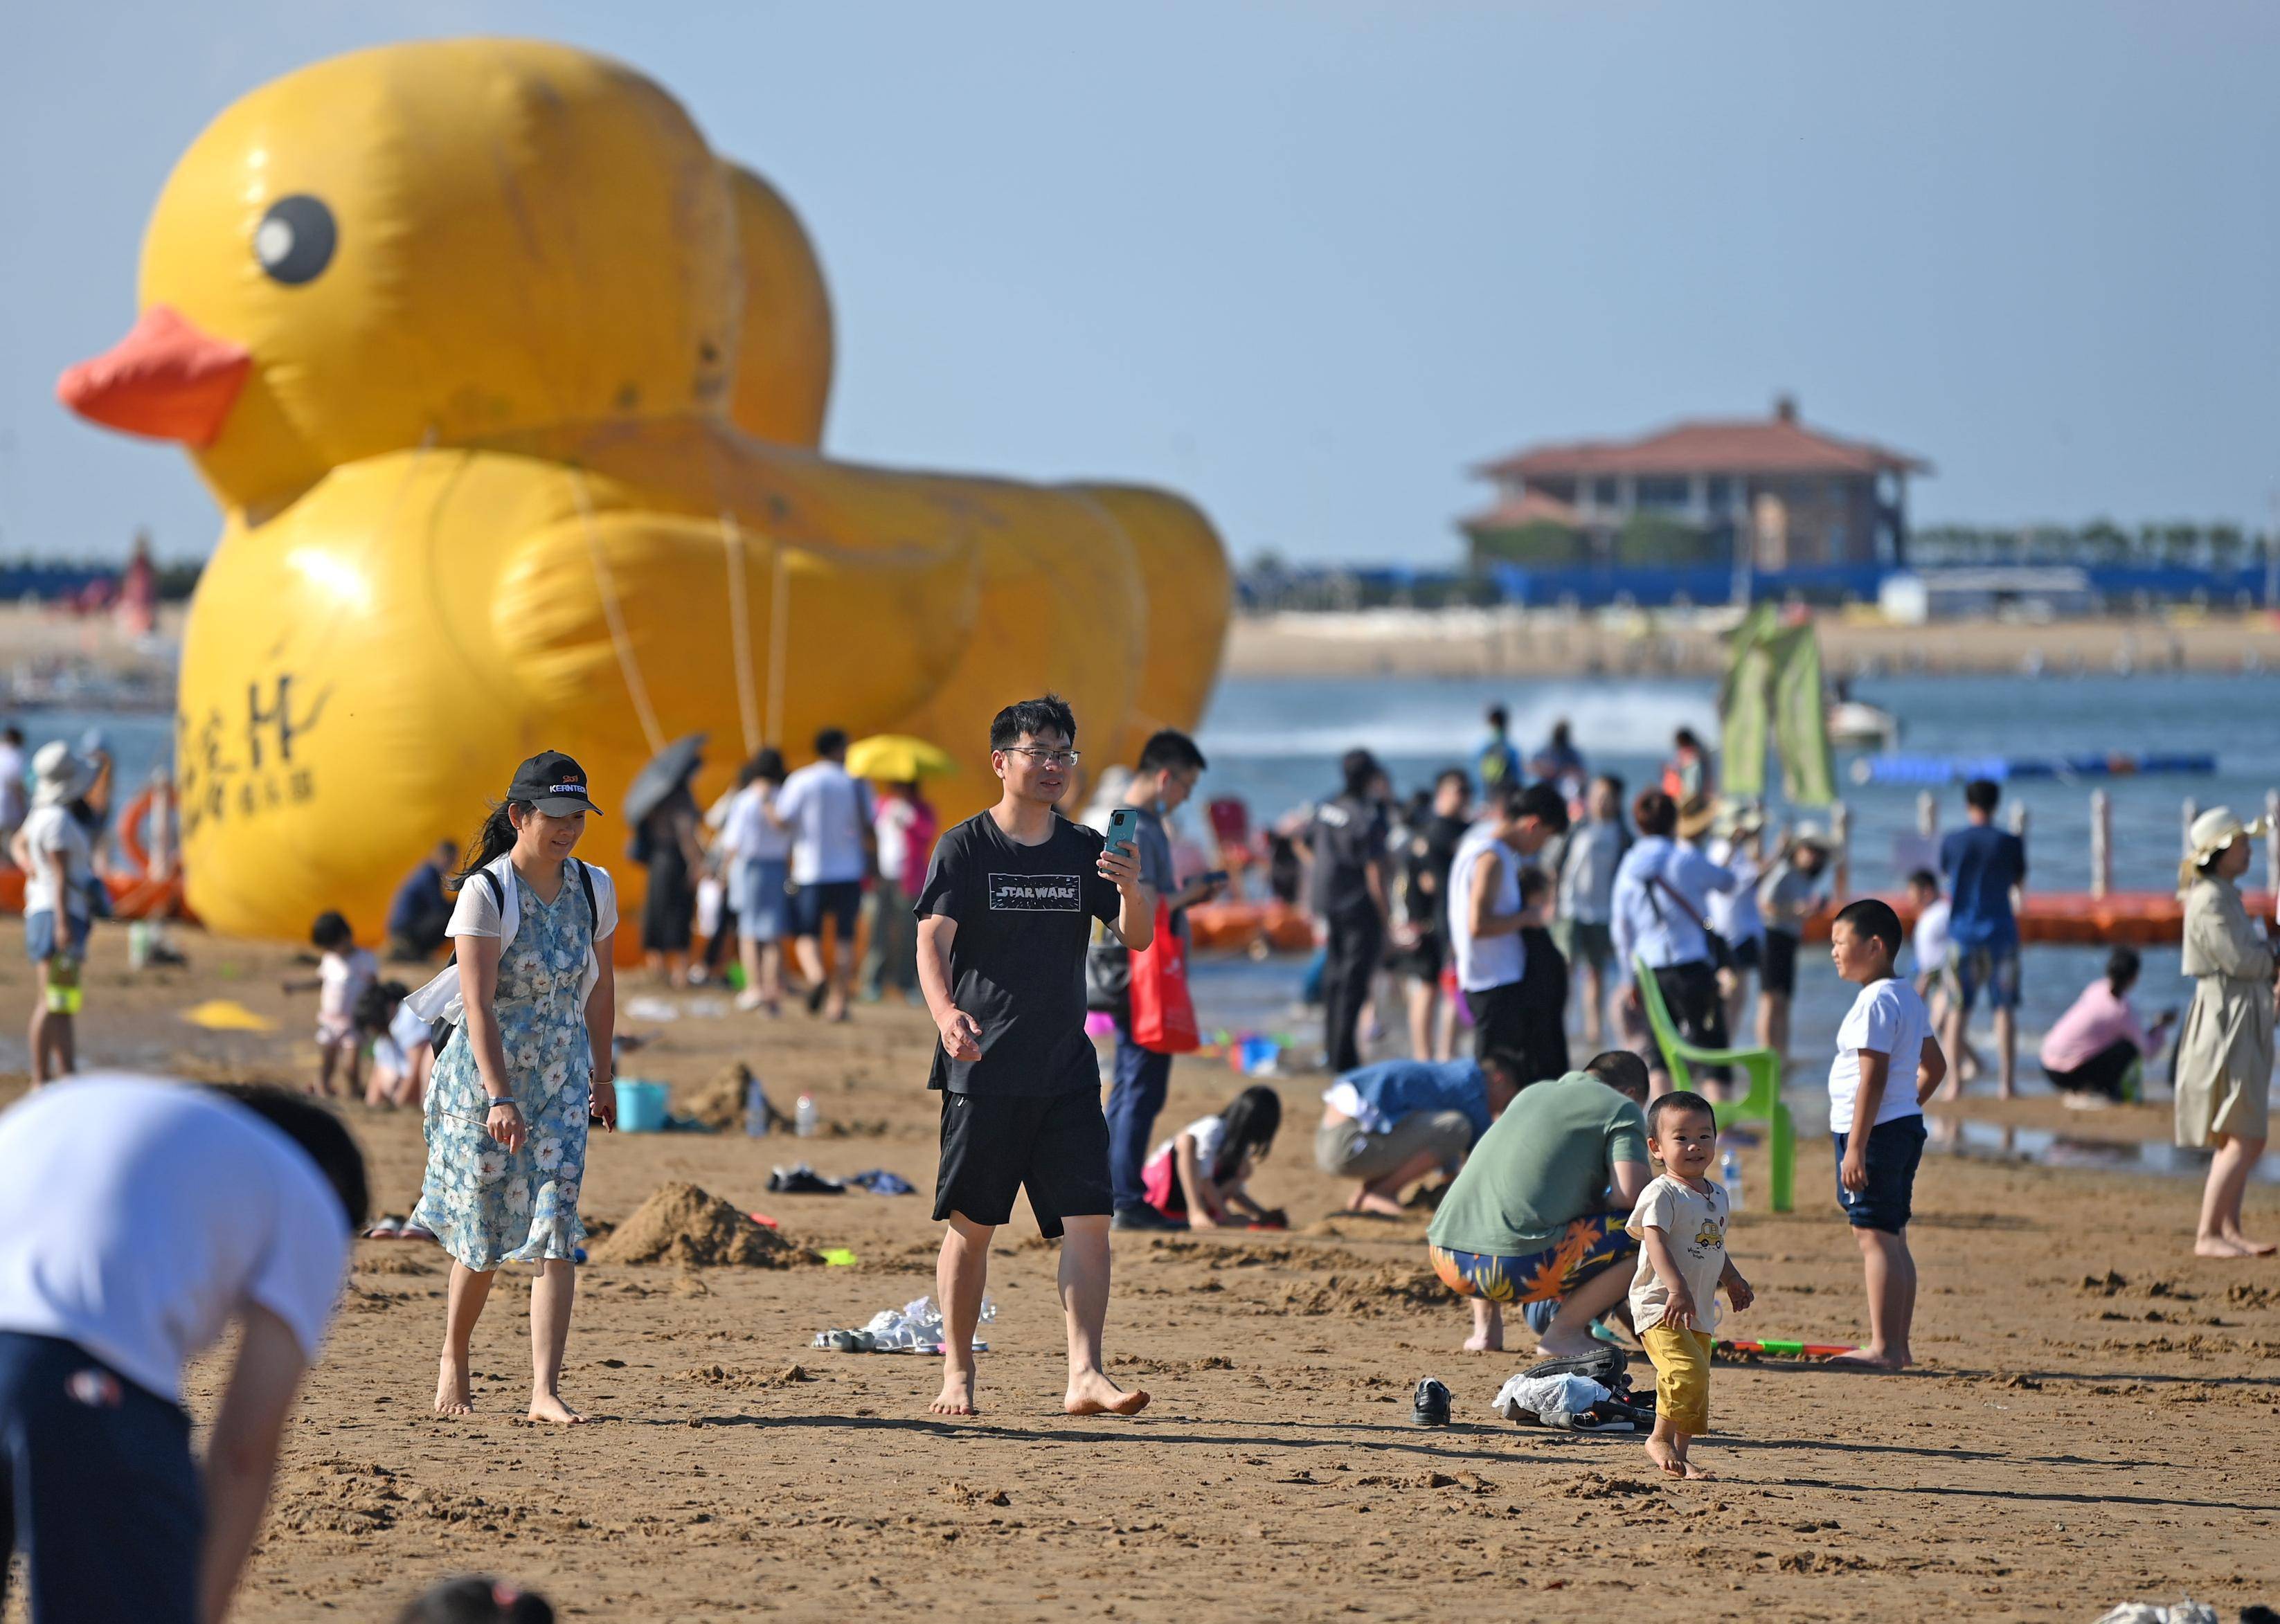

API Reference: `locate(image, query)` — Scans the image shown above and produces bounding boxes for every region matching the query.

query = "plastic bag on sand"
[2091,1605,2218,1624]
[1494,1371,1610,1427]
[814,1293,997,1352]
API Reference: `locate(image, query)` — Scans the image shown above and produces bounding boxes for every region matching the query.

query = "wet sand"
[3,921,2277,1623]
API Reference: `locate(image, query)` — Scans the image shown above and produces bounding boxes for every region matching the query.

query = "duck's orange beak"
[57,305,250,446]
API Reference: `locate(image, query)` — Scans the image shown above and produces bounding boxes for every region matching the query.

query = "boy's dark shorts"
[1831,1115,1928,1233]
[0,1331,201,1624]
[935,1088,1113,1240]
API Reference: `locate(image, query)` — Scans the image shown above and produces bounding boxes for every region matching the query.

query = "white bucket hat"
[30,741,92,809]
[2180,804,2267,890]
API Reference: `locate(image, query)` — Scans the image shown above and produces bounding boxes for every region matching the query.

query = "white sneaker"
[736,989,767,1012]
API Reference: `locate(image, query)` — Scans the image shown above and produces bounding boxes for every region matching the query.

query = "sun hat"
[1709,798,1766,841]
[29,740,92,808]
[1788,820,1831,854]
[1676,795,1717,841]
[2178,805,2267,891]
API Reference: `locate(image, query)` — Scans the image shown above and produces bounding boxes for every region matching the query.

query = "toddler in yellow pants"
[1626,1090,1753,1479]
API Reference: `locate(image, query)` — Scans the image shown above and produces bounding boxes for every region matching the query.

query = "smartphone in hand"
[1105,806,1140,859]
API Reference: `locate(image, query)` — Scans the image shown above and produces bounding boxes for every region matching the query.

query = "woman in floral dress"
[411,750,618,1423]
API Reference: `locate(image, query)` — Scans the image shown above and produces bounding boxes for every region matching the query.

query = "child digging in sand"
[1626,1089,1752,1479]
[1826,896,1947,1369]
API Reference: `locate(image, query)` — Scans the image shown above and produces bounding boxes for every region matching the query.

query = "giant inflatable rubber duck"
[59,38,1230,942]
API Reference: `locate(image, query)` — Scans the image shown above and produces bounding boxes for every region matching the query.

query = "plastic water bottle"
[744,1074,771,1138]
[1721,1146,1745,1213]
[794,1092,819,1137]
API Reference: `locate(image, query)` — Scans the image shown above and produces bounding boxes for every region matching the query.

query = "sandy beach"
[1225,607,2280,680]
[3,921,2276,1623]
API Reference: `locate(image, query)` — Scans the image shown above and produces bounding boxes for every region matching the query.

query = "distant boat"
[1826,698,1900,750]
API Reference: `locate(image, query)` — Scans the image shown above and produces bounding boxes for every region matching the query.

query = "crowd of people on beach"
[3,692,2279,1614]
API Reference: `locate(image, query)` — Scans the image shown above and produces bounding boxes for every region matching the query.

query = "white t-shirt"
[1705,840,1765,946]
[1626,1173,1730,1333]
[0,1076,349,1401]
[15,804,94,919]
[1151,1113,1229,1176]
[373,999,433,1076]
[1447,822,1524,993]
[1827,976,1935,1134]
[775,761,872,885]
[319,947,379,1028]
[721,783,792,863]
[446,859,620,944]
[1909,898,1951,978]
[874,795,920,885]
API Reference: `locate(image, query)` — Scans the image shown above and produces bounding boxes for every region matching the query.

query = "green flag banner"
[1718,606,1836,809]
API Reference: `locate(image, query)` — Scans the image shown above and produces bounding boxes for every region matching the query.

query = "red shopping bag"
[1128,899,1199,1054]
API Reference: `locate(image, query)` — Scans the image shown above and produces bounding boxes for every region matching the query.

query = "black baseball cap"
[508,750,602,817]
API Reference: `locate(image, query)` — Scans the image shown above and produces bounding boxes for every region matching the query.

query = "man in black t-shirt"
[913,694,1156,1420]
[1309,748,1391,1073]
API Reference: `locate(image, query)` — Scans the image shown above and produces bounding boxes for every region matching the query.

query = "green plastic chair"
[1632,955,1795,1211]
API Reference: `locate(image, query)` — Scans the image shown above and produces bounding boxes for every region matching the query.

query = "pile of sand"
[681,1063,762,1133]
[588,1181,813,1269]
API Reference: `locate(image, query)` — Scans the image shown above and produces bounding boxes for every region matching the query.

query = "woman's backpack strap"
[577,860,597,930]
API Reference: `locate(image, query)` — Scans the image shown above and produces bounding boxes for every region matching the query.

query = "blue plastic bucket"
[613,1079,669,1133]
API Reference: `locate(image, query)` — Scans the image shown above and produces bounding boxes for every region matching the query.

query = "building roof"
[1478,403,1930,482]
[1457,488,1583,534]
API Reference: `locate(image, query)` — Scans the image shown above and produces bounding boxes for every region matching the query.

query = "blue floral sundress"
[413,867,593,1271]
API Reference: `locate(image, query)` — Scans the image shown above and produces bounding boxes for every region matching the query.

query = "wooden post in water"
[2182,797,2200,860]
[2089,790,2111,899]
[1917,791,1937,838]
[2266,789,2279,896]
[1831,801,1851,901]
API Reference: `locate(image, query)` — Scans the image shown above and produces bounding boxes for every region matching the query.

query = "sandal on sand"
[400,1220,438,1243]
[362,1216,406,1240]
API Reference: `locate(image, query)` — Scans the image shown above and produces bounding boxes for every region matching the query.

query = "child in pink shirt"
[2038,947,2173,1106]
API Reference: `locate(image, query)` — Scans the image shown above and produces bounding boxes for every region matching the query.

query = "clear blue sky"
[3,1,2275,566]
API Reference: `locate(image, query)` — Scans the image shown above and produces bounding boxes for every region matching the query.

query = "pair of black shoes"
[1111,1205,1181,1232]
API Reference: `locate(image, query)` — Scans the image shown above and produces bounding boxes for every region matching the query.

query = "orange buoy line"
[1187,890,2275,954]
[0,868,195,922]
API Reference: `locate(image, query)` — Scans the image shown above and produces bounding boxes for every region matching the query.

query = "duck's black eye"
[253,195,336,285]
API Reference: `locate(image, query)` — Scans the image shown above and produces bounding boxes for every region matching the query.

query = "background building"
[1462,395,1928,579]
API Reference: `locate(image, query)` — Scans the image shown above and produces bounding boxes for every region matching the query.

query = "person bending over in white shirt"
[0,1076,366,1624]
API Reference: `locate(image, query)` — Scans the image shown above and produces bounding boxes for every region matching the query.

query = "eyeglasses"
[1003,747,1080,768]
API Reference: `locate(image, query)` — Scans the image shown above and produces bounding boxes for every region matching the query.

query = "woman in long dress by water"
[409,750,618,1421]
[2172,807,2275,1259]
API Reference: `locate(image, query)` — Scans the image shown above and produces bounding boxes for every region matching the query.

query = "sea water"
[1182,670,2280,1102]
[12,670,2278,1121]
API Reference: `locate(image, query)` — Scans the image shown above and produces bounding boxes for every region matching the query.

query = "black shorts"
[934,1088,1113,1240]
[0,1332,201,1624]
[792,879,863,938]
[1469,980,1527,1060]
[1727,935,1763,974]
[1385,934,1444,982]
[1761,929,1800,997]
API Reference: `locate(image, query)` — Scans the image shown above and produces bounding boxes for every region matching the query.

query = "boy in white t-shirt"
[1626,1090,1753,1479]
[1825,897,1948,1371]
[0,1076,364,1623]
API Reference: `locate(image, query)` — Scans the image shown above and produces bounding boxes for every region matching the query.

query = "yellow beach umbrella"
[845,734,958,783]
